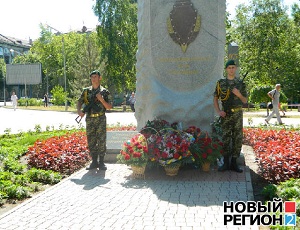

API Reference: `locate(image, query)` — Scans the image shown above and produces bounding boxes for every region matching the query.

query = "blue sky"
[0,0,299,41]
[0,0,99,40]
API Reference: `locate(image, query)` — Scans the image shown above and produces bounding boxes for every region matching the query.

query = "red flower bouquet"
[147,129,194,166]
[186,126,223,166]
[117,133,149,167]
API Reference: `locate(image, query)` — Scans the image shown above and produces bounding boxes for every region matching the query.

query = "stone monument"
[135,0,226,132]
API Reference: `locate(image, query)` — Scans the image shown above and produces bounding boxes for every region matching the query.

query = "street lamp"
[2,65,5,106]
[46,24,68,111]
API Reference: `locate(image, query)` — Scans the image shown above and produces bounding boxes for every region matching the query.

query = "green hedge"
[18,98,43,106]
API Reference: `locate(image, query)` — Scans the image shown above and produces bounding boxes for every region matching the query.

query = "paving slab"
[0,158,258,229]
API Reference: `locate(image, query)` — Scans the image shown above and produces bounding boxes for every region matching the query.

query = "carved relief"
[167,0,201,53]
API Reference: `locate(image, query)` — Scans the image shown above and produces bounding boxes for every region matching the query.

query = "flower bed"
[243,128,300,183]
[26,132,90,175]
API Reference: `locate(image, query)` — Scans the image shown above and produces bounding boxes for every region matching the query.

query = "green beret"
[89,70,101,77]
[225,60,236,68]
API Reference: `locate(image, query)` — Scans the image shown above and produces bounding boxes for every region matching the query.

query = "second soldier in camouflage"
[213,60,248,173]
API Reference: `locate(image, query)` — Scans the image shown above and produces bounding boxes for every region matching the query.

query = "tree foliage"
[228,0,300,103]
[31,26,103,99]
[94,0,138,93]
[51,85,67,106]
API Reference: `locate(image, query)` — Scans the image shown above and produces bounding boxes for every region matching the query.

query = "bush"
[18,98,43,106]
[26,168,62,184]
[51,85,67,105]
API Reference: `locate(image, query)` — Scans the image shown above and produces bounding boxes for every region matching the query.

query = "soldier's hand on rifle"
[219,110,226,118]
[75,102,85,124]
[232,87,248,104]
[77,110,85,118]
[232,87,241,97]
[96,93,105,103]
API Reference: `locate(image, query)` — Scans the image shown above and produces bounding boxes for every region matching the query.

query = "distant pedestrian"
[43,94,48,107]
[129,92,136,112]
[122,95,127,112]
[11,91,18,111]
[265,84,283,125]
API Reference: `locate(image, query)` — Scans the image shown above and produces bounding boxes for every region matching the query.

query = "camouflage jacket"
[78,85,110,114]
[214,78,247,110]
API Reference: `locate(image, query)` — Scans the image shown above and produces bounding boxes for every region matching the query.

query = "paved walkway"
[0,107,299,229]
[0,159,257,230]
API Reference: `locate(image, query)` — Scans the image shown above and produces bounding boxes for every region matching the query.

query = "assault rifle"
[75,89,109,123]
[241,71,248,82]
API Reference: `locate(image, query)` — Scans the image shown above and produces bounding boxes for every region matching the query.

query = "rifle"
[75,88,109,123]
[241,71,248,82]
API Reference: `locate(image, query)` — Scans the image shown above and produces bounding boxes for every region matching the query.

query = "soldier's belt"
[230,107,243,113]
[88,112,104,117]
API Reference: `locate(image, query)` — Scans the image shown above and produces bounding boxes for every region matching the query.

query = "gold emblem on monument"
[167,0,201,53]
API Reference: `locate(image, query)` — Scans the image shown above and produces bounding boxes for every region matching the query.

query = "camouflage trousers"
[220,110,243,158]
[86,115,106,158]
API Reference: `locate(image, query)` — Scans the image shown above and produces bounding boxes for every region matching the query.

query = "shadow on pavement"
[70,169,110,190]
[120,165,247,207]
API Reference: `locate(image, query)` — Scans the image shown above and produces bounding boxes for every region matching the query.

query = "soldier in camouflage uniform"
[213,60,248,173]
[77,70,112,170]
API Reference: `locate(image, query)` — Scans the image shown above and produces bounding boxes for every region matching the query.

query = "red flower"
[142,146,148,153]
[174,153,180,159]
[133,152,142,158]
[202,153,207,159]
[161,152,168,159]
[207,148,213,154]
[124,154,130,160]
[166,141,173,148]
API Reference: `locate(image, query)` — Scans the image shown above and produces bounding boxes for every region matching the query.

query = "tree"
[94,0,138,93]
[68,32,103,99]
[32,26,104,100]
[229,0,300,102]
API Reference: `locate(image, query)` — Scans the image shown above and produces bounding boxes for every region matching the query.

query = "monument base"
[105,131,138,163]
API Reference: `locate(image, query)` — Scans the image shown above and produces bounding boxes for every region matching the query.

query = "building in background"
[0,34,31,102]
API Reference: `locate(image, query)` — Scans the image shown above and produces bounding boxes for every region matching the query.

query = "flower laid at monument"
[146,129,194,166]
[186,126,223,171]
[140,119,172,138]
[117,133,149,167]
[147,129,195,176]
[117,133,149,178]
[117,118,224,177]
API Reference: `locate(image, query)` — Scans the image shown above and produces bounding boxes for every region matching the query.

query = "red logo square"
[285,201,296,213]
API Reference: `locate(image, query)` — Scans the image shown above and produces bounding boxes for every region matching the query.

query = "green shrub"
[3,158,26,174]
[51,85,67,105]
[277,178,300,201]
[262,184,278,200]
[18,98,42,106]
[26,168,62,184]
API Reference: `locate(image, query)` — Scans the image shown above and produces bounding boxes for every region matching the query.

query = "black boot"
[98,156,107,170]
[218,156,229,172]
[230,157,243,173]
[86,155,98,170]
